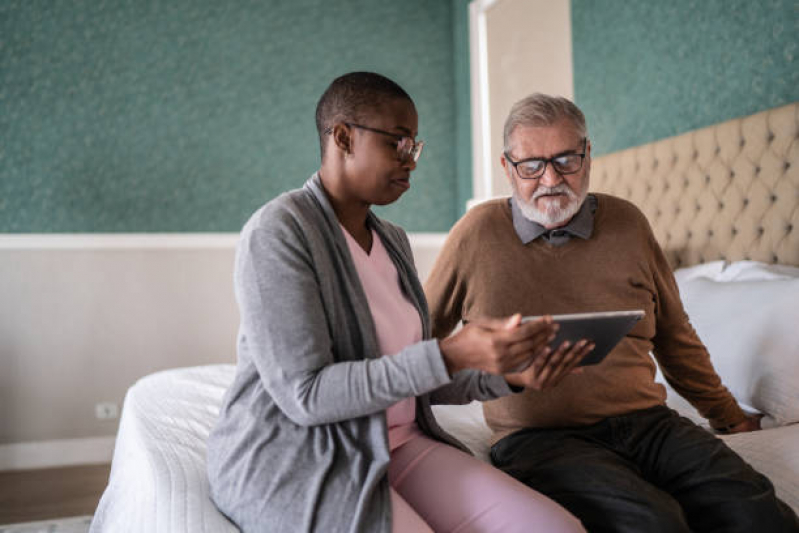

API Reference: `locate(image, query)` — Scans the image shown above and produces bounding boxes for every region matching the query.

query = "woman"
[207,72,591,532]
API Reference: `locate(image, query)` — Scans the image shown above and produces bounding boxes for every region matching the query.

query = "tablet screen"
[522,310,645,366]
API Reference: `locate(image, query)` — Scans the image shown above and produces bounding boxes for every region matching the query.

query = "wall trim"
[0,233,240,250]
[469,0,499,205]
[468,0,574,209]
[0,232,448,250]
[0,437,116,471]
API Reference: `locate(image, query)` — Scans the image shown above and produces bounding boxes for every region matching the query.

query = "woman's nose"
[401,157,417,171]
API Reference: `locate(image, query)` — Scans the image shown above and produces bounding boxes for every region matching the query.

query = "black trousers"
[490,406,799,533]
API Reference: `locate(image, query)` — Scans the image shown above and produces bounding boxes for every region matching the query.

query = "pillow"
[676,276,799,426]
[715,261,799,282]
[673,260,726,285]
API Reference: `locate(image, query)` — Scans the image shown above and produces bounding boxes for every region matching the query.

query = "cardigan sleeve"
[235,206,453,427]
[428,370,516,405]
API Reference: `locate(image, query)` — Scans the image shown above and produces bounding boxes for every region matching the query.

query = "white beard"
[512,181,587,228]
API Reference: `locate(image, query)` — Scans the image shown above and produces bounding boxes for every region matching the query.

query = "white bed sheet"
[91,365,799,532]
[90,365,239,533]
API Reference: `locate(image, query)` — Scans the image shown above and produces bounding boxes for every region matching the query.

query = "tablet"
[522,310,645,366]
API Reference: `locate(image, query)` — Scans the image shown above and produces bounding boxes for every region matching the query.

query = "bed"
[91,102,799,531]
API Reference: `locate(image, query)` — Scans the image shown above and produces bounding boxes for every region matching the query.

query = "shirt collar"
[510,194,597,245]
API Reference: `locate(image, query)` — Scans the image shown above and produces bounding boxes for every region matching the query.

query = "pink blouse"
[342,226,423,450]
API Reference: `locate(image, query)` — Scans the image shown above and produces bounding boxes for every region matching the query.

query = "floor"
[0,464,110,526]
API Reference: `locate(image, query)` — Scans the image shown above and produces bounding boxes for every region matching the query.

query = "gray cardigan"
[207,173,515,533]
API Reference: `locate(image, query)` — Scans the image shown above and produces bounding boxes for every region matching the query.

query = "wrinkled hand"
[725,414,763,434]
[504,337,594,391]
[439,314,557,375]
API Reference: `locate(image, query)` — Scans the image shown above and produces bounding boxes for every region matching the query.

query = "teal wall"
[7,1,794,232]
[573,0,799,156]
[0,0,457,232]
[452,0,473,218]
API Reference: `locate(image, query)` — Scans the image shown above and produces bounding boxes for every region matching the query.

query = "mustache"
[532,183,576,200]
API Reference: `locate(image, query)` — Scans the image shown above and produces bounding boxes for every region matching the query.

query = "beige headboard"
[591,102,798,269]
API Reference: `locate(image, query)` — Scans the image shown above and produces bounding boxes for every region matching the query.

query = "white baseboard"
[0,437,116,471]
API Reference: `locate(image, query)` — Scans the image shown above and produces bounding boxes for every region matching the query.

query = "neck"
[318,165,371,246]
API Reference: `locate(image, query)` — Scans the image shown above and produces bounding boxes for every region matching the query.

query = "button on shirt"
[510,194,598,245]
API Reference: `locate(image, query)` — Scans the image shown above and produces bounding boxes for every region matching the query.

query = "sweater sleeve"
[423,209,520,404]
[424,217,471,340]
[648,233,747,429]
[236,209,452,427]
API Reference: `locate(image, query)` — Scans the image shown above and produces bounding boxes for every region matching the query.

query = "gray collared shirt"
[510,194,597,246]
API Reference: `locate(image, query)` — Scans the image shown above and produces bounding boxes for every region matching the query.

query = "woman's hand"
[504,339,594,391]
[438,314,557,376]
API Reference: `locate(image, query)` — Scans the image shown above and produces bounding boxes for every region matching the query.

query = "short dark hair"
[315,72,413,159]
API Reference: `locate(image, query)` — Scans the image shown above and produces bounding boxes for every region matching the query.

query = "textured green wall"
[1,0,457,232]
[573,0,799,156]
[452,0,473,218]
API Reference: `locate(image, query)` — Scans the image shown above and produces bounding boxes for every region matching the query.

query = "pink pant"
[389,434,585,533]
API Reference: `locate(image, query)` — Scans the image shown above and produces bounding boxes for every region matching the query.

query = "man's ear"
[584,139,592,172]
[331,123,352,155]
[500,154,513,185]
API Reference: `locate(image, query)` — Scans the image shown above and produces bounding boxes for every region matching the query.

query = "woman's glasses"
[327,123,424,163]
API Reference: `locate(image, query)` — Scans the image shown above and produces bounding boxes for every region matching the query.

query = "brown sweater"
[425,194,746,443]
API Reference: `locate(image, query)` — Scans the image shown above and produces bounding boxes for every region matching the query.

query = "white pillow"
[673,260,799,284]
[673,260,726,285]
[676,276,799,426]
[716,261,799,282]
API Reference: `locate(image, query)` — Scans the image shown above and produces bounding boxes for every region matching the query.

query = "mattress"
[90,365,239,533]
[91,364,799,532]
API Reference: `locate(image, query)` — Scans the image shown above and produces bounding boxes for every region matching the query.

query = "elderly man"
[424,93,799,532]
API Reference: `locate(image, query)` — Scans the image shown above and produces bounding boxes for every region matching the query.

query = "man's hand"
[724,414,763,434]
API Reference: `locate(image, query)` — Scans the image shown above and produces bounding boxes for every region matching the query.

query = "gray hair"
[503,93,587,153]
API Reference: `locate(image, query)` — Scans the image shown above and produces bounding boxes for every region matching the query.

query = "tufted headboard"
[590,102,798,269]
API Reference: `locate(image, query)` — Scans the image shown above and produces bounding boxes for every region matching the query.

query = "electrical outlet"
[95,402,119,420]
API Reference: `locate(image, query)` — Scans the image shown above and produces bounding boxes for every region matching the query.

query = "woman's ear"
[331,123,352,156]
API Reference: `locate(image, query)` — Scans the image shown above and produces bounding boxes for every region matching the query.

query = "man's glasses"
[327,123,424,163]
[505,139,587,180]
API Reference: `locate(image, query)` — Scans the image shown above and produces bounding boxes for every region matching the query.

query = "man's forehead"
[510,123,583,155]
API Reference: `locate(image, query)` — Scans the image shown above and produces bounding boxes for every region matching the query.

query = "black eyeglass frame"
[325,122,424,163]
[504,138,587,180]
